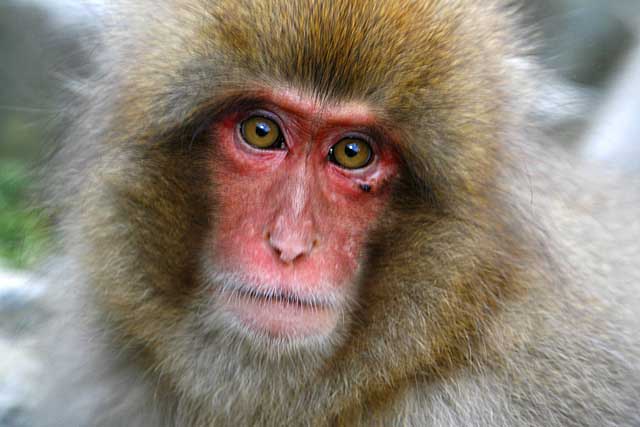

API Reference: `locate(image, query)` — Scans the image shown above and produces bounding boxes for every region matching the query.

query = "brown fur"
[40,0,640,426]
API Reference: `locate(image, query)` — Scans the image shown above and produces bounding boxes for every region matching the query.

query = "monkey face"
[200,88,399,343]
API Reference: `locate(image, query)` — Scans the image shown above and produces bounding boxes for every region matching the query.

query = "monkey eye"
[240,116,284,149]
[329,138,373,169]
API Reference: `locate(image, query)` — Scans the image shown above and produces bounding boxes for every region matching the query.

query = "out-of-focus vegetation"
[0,158,49,269]
[1,0,91,268]
[0,3,52,269]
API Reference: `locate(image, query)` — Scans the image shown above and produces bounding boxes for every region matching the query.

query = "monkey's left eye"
[329,138,373,169]
[240,116,284,149]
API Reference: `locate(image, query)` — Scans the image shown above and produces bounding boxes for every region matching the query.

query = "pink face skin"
[208,89,398,341]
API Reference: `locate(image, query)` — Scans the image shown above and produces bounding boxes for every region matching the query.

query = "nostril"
[266,232,283,258]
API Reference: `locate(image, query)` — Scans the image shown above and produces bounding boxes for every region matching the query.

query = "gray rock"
[0,269,48,427]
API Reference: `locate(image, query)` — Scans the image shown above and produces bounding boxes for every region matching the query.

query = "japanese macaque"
[39,0,640,426]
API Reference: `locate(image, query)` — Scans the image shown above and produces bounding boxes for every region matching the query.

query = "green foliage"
[0,158,50,269]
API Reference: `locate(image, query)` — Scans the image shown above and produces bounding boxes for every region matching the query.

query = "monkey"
[36,0,640,426]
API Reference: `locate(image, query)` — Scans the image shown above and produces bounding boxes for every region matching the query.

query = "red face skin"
[208,89,398,340]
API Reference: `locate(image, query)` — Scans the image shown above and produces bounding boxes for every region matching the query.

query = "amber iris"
[329,138,372,169]
[241,116,283,149]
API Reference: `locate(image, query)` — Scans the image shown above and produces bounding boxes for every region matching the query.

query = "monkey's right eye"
[240,116,284,149]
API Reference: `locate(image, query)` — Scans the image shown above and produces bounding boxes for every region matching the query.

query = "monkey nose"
[266,232,317,264]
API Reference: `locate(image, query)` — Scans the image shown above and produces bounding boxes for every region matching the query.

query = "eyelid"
[241,109,283,126]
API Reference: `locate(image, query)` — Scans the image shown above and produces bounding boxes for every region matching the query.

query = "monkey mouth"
[231,285,334,310]
[213,276,342,340]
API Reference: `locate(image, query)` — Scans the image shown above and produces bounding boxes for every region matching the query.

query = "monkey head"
[65,0,526,406]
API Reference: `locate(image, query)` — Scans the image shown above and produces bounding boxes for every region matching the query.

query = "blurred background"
[0,1,639,426]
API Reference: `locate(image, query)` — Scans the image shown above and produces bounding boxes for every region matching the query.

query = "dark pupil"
[344,142,360,158]
[255,122,271,138]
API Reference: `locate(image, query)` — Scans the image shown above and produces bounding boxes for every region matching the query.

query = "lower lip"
[219,289,339,339]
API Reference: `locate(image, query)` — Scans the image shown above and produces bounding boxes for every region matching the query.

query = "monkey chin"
[203,269,348,348]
